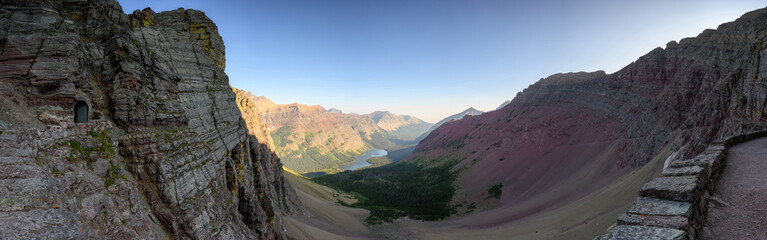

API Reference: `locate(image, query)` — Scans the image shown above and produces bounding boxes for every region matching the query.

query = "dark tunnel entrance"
[74,101,88,124]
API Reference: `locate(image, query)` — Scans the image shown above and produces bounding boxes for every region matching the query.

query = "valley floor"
[283,150,667,240]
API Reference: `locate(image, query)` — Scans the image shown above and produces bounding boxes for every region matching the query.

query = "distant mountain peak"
[414,107,485,143]
[328,108,343,114]
[463,107,482,113]
[365,111,428,132]
[367,111,394,121]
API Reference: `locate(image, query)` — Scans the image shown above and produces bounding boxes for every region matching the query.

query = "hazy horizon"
[118,0,765,122]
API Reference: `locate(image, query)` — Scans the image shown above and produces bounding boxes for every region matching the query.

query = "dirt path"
[702,137,767,239]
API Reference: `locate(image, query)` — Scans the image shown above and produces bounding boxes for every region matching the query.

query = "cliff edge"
[0,1,303,239]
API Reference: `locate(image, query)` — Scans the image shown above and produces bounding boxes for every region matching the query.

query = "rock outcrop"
[0,1,303,239]
[411,7,767,223]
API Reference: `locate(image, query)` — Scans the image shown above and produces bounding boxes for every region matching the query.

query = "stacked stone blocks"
[600,130,767,240]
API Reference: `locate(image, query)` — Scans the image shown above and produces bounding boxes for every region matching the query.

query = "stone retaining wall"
[599,130,767,240]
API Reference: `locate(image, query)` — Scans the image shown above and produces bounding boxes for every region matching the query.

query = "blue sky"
[118,0,765,122]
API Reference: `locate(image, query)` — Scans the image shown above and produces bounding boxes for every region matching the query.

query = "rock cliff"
[412,8,767,216]
[0,1,303,239]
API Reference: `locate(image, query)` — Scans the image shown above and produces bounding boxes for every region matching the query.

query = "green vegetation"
[487,183,503,199]
[104,161,128,188]
[51,166,64,177]
[352,156,394,171]
[446,134,469,150]
[59,130,115,163]
[302,168,342,178]
[271,126,362,173]
[385,146,416,162]
[314,162,457,224]
[465,202,476,213]
[279,144,359,173]
[451,200,477,214]
[88,130,115,157]
[270,126,293,148]
[60,140,89,162]
[365,156,392,167]
[365,131,400,150]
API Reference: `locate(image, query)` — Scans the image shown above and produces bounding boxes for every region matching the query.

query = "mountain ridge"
[234,88,432,173]
[496,100,511,110]
[415,107,485,143]
[379,7,767,237]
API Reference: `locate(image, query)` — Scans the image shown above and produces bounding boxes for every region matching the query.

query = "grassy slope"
[271,124,370,173]
[282,170,372,240]
[283,148,667,239]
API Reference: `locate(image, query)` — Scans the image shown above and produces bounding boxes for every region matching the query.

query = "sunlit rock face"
[0,1,304,239]
[413,8,767,214]
[237,89,432,173]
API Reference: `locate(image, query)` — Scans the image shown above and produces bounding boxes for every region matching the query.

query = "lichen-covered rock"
[618,214,690,230]
[600,225,686,240]
[618,197,693,230]
[0,1,303,239]
[640,176,702,202]
[628,197,693,217]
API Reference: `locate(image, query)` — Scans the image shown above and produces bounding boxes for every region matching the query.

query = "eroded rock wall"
[0,0,303,239]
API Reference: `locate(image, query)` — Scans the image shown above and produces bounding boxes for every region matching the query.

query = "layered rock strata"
[0,1,303,239]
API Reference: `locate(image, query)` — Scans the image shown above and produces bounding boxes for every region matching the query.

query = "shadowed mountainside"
[411,7,767,229]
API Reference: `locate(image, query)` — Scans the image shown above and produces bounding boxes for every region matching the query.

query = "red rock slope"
[411,8,767,218]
